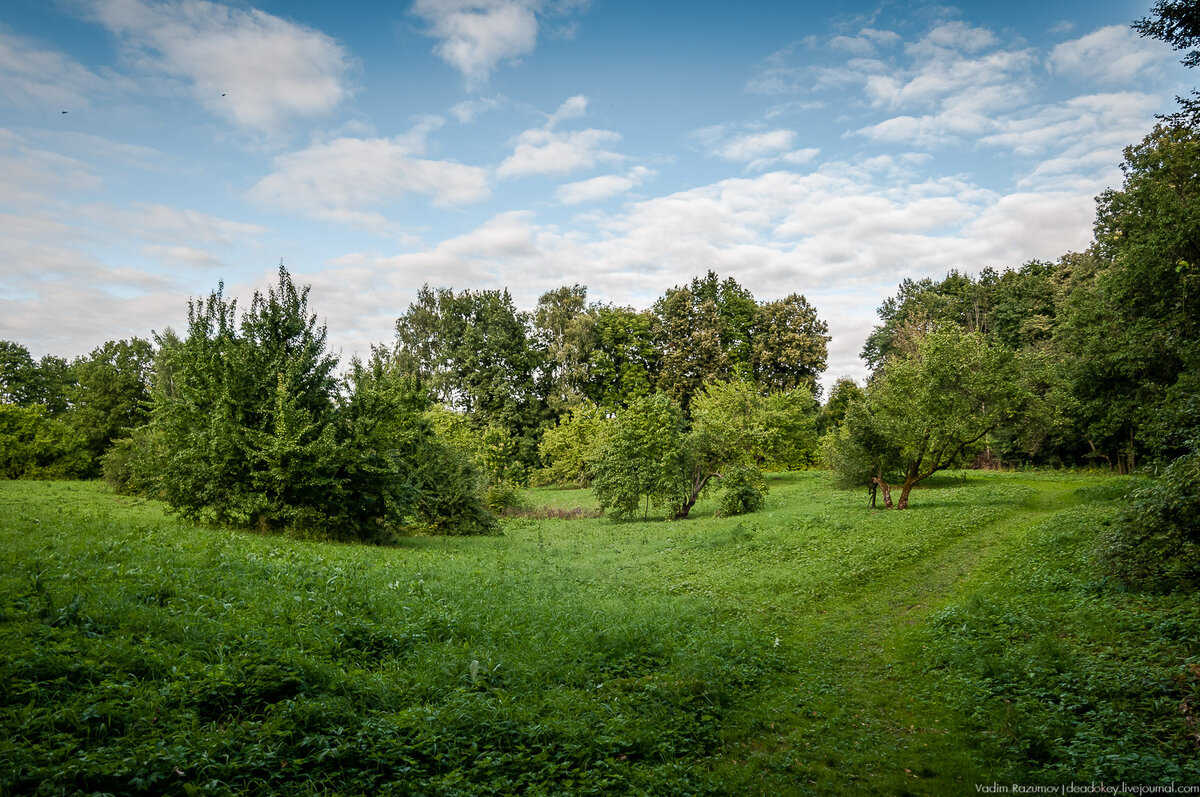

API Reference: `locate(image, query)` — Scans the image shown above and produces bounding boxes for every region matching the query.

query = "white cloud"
[1050,25,1172,86]
[0,31,131,113]
[247,135,491,229]
[555,165,655,204]
[497,112,622,178]
[412,0,591,87]
[714,129,797,161]
[313,151,1108,390]
[88,0,354,135]
[449,95,506,123]
[546,94,589,127]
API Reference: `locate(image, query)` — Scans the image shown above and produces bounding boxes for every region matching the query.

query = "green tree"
[818,378,863,436]
[751,293,829,395]
[651,272,761,412]
[590,393,686,521]
[66,338,155,470]
[535,402,608,487]
[139,267,495,539]
[838,328,1021,509]
[1135,0,1200,126]
[582,304,657,412]
[0,403,89,479]
[534,285,594,411]
[394,286,545,471]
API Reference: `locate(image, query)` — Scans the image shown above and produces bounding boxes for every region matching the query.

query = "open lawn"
[1,473,1197,795]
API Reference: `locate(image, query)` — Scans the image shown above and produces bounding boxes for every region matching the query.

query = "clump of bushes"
[1100,448,1200,588]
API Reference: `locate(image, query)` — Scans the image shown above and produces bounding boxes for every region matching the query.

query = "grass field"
[1,472,1198,795]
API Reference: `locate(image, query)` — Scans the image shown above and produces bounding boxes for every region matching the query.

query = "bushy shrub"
[129,268,495,540]
[1100,449,1200,588]
[717,465,766,516]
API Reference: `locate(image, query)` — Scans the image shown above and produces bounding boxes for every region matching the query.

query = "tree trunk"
[871,477,893,509]
[674,473,714,519]
[896,477,918,510]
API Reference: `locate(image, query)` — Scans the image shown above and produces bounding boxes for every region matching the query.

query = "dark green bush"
[1100,449,1200,588]
[717,465,766,516]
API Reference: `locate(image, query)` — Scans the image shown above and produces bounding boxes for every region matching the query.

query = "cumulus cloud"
[247,134,491,231]
[1050,25,1172,86]
[412,0,589,86]
[555,165,655,204]
[88,0,354,134]
[312,151,1106,389]
[694,126,818,171]
[497,96,622,177]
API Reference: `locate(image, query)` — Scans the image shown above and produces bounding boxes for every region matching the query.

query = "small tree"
[535,402,608,487]
[834,328,1021,509]
[590,394,686,520]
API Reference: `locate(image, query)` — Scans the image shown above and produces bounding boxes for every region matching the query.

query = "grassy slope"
[0,473,1197,795]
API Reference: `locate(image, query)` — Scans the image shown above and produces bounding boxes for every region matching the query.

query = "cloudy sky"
[0,0,1191,390]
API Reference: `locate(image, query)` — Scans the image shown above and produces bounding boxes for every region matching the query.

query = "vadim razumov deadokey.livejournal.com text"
[976,784,1200,795]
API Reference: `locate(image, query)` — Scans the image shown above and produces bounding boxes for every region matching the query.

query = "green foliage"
[534,402,608,486]
[582,304,657,412]
[590,393,686,520]
[833,327,1021,507]
[65,338,154,471]
[751,293,830,395]
[715,465,766,516]
[394,285,546,470]
[0,403,89,479]
[1100,448,1200,587]
[0,340,73,414]
[135,268,493,539]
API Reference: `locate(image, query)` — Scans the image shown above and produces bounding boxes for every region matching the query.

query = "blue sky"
[0,0,1191,389]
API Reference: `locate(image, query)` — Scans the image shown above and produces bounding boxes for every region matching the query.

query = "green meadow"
[2,473,1198,795]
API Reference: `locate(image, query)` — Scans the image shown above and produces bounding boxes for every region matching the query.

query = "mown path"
[716,476,1093,796]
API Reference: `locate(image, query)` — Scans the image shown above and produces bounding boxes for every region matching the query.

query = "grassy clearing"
[1,473,1197,795]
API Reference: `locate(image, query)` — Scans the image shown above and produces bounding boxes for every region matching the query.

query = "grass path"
[713,476,1095,795]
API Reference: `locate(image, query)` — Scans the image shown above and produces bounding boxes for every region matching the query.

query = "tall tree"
[67,338,155,467]
[751,293,829,395]
[581,304,657,412]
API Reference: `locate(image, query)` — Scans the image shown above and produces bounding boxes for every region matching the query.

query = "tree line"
[0,268,831,537]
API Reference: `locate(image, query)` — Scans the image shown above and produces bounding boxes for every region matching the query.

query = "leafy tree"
[1052,126,1200,469]
[0,404,89,479]
[653,282,732,413]
[0,341,38,406]
[535,402,608,487]
[751,293,829,395]
[861,271,990,371]
[66,338,154,470]
[139,267,494,539]
[534,285,594,411]
[582,304,657,412]
[394,286,545,470]
[0,341,72,414]
[836,328,1021,508]
[1134,0,1200,126]
[590,393,687,521]
[818,377,863,436]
